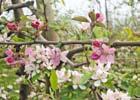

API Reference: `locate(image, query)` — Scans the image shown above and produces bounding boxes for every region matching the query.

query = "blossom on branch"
[91,40,116,64]
[101,89,131,100]
[6,22,18,31]
[31,19,44,30]
[96,13,104,22]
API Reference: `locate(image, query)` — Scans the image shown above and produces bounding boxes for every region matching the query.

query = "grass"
[0,60,19,100]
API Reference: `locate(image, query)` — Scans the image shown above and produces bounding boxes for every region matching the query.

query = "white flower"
[71,71,85,89]
[24,63,39,75]
[101,89,131,100]
[92,63,108,87]
[0,33,10,42]
[56,68,71,83]
[7,85,13,90]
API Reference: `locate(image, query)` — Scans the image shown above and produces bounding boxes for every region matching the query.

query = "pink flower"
[25,47,34,56]
[96,13,104,22]
[6,22,18,31]
[91,40,116,64]
[92,40,102,47]
[31,19,44,30]
[49,48,61,67]
[91,52,100,60]
[5,56,15,65]
[5,49,14,56]
[99,44,116,64]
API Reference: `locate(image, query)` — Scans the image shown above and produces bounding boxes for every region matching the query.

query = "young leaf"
[50,70,58,91]
[31,73,40,82]
[80,72,92,85]
[88,11,96,22]
[95,22,105,27]
[72,16,89,22]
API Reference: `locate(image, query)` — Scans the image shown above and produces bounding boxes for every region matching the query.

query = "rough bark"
[36,0,58,41]
[11,0,23,21]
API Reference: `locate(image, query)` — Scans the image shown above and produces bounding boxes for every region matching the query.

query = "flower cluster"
[24,45,68,76]
[91,40,116,64]
[4,49,24,66]
[101,89,131,100]
[81,12,104,31]
[91,63,111,87]
[56,68,86,90]
[91,40,116,87]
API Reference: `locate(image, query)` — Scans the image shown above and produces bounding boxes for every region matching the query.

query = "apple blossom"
[56,68,71,83]
[5,49,13,57]
[101,89,131,100]
[6,22,18,31]
[31,19,44,30]
[92,63,108,87]
[91,40,116,64]
[96,13,104,22]
[71,71,84,89]
[91,52,101,60]
[4,56,15,65]
[99,44,116,64]
[92,40,102,48]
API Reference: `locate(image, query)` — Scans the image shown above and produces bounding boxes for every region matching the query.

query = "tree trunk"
[36,0,58,41]
[11,0,23,21]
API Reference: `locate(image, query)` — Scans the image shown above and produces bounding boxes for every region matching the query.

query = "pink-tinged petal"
[25,47,34,56]
[61,51,69,63]
[102,44,110,52]
[107,55,115,63]
[5,49,13,56]
[109,48,116,54]
[99,55,107,63]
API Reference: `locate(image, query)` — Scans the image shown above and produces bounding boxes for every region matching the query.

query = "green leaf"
[12,35,25,42]
[95,22,105,27]
[31,73,40,82]
[20,15,28,21]
[80,72,92,85]
[72,16,89,22]
[50,70,58,91]
[0,24,4,31]
[134,87,140,97]
[88,11,96,22]
[128,86,135,96]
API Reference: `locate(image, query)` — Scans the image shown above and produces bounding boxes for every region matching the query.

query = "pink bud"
[31,19,44,30]
[5,56,15,65]
[92,40,102,47]
[7,22,18,31]
[91,52,100,60]
[96,13,104,22]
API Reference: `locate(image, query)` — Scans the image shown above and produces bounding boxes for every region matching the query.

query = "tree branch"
[0,41,140,47]
[6,1,34,11]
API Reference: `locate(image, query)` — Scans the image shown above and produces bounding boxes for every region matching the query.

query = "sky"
[1,0,140,24]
